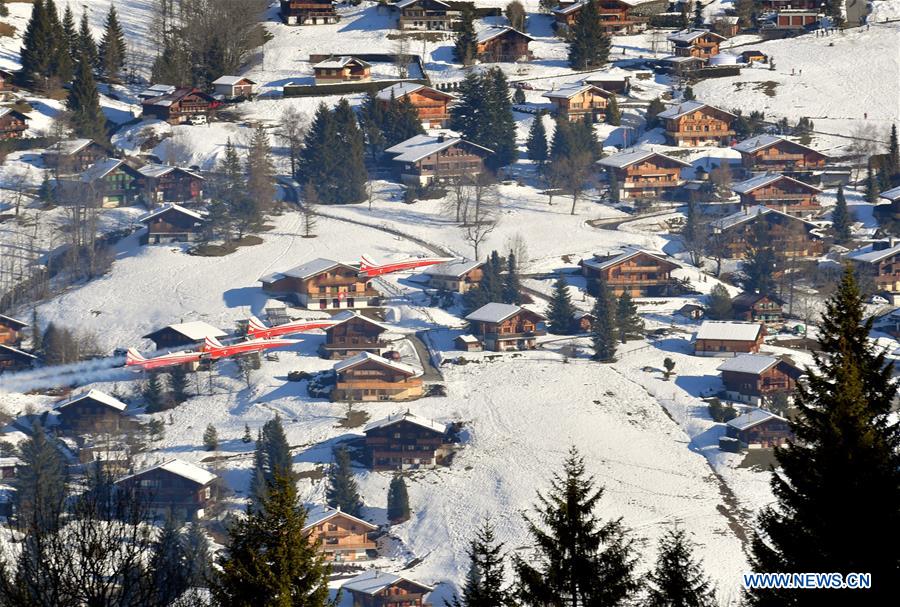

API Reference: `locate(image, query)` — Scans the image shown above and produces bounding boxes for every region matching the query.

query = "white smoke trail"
[0,355,133,394]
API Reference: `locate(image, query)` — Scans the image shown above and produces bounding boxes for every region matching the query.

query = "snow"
[119,458,217,487]
[334,352,419,377]
[727,409,783,432]
[695,321,764,342]
[55,389,128,412]
[464,302,525,323]
[717,354,780,375]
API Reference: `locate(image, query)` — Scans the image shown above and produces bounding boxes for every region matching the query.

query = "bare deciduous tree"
[553,152,594,215]
[461,175,499,259]
[277,106,306,179]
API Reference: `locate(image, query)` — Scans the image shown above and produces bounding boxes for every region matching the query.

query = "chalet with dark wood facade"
[260,258,380,310]
[667,29,726,59]
[139,204,205,244]
[553,0,648,35]
[395,0,459,31]
[332,352,424,402]
[0,457,19,480]
[280,0,340,25]
[376,82,455,128]
[384,135,492,187]
[423,259,483,293]
[342,570,434,607]
[141,88,219,124]
[0,314,26,347]
[733,135,828,177]
[0,344,37,372]
[55,390,129,435]
[658,101,735,147]
[694,321,765,357]
[0,108,28,139]
[363,411,447,471]
[303,505,378,562]
[465,303,546,351]
[584,71,632,94]
[0,68,16,92]
[726,409,792,448]
[718,354,803,405]
[543,84,613,122]
[847,240,900,302]
[476,27,534,63]
[43,139,108,174]
[80,159,143,207]
[320,311,391,359]
[597,149,690,200]
[581,248,680,297]
[732,292,784,324]
[143,321,227,350]
[733,173,822,217]
[138,165,204,204]
[115,459,217,521]
[709,206,824,260]
[313,57,371,84]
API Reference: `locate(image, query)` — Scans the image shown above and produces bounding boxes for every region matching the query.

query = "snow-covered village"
[0,0,897,605]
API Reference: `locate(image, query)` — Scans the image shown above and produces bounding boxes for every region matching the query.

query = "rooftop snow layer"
[80,158,125,182]
[145,321,226,341]
[363,411,446,435]
[385,135,492,163]
[727,408,784,432]
[597,149,690,169]
[333,351,417,376]
[658,101,734,120]
[717,354,779,375]
[465,302,523,324]
[341,569,433,596]
[139,203,204,223]
[119,458,216,486]
[423,259,482,277]
[55,389,128,412]
[695,321,763,342]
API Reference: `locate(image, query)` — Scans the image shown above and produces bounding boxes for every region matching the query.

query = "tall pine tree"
[387,475,410,524]
[330,99,368,204]
[547,276,576,334]
[68,52,107,141]
[616,291,643,343]
[15,421,68,533]
[888,123,900,182]
[326,446,363,517]
[78,10,99,70]
[98,4,126,82]
[590,276,617,362]
[605,94,621,126]
[646,527,717,607]
[501,252,521,304]
[526,114,548,165]
[448,520,513,607]
[568,0,611,69]
[831,184,852,244]
[739,221,777,296]
[454,5,478,65]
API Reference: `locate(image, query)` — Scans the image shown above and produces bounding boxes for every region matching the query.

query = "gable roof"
[709,205,820,232]
[717,353,779,375]
[727,408,786,432]
[695,321,764,342]
[137,164,203,180]
[46,138,96,156]
[118,458,216,486]
[597,148,691,169]
[302,504,378,532]
[327,310,394,333]
[334,352,417,377]
[732,292,785,309]
[658,101,736,120]
[211,76,256,86]
[142,320,227,341]
[0,313,27,330]
[267,258,359,281]
[846,241,900,264]
[732,134,825,157]
[142,87,216,107]
[313,56,371,70]
[364,410,447,435]
[423,259,482,278]
[55,389,128,412]
[0,108,29,122]
[476,26,534,44]
[376,82,454,103]
[543,83,612,100]
[138,84,177,98]
[467,302,534,324]
[395,0,451,7]
[342,569,434,596]
[0,344,38,361]
[582,248,679,272]
[732,172,822,195]
[139,203,204,224]
[384,134,493,163]
[80,158,136,182]
[880,185,900,202]
[666,28,727,44]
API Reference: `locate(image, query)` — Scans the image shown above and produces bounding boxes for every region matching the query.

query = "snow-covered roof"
[376,82,453,102]
[313,56,371,69]
[384,134,492,163]
[334,352,417,376]
[582,248,678,271]
[0,344,37,360]
[395,0,450,10]
[341,569,434,596]
[363,411,446,435]
[47,138,94,156]
[81,158,126,182]
[302,504,378,532]
[266,258,357,281]
[476,26,533,44]
[139,84,176,98]
[328,310,394,332]
[584,70,631,84]
[0,457,21,468]
[597,148,690,169]
[732,172,821,195]
[658,101,735,120]
[717,354,779,375]
[139,203,204,224]
[55,389,128,412]
[727,409,785,432]
[666,28,726,44]
[137,164,203,180]
[118,458,216,486]
[543,83,611,100]
[880,185,900,202]
[695,321,763,342]
[0,313,27,329]
[0,108,27,120]
[552,0,587,15]
[710,205,819,232]
[423,259,482,278]
[732,134,824,157]
[456,334,480,343]
[211,76,255,86]
[846,241,900,264]
[466,302,525,324]
[145,321,227,341]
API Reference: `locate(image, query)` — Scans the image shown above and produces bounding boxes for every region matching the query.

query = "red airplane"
[201,335,299,360]
[125,348,203,371]
[358,254,455,278]
[246,315,340,340]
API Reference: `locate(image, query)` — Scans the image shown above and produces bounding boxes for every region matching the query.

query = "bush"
[708,398,738,423]
[287,370,312,382]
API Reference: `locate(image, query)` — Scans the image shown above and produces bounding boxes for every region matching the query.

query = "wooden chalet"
[332,352,423,402]
[0,68,16,92]
[138,84,176,100]
[0,108,28,139]
[846,240,900,302]
[341,569,434,607]
[0,457,19,480]
[771,9,820,30]
[575,311,596,332]
[694,321,765,357]
[320,311,391,359]
[580,248,680,297]
[475,27,534,63]
[583,71,632,94]
[879,184,900,219]
[80,159,143,207]
[55,389,129,435]
[732,292,784,324]
[718,354,803,405]
[376,82,455,128]
[395,0,459,31]
[139,204,205,244]
[313,57,371,84]
[0,344,37,372]
[363,411,447,470]
[302,505,378,562]
[0,314,27,346]
[141,87,219,124]
[658,101,736,147]
[553,0,647,35]
[422,259,483,293]
[597,149,690,200]
[211,76,256,100]
[761,0,819,8]
[43,139,108,174]
[726,409,792,448]
[384,135,492,187]
[138,164,204,204]
[733,135,828,177]
[740,49,768,64]
[542,84,613,122]
[465,303,546,351]
[733,173,822,217]
[677,303,705,320]
[666,29,726,59]
[280,0,340,25]
[115,459,217,521]
[709,206,824,260]
[260,258,380,310]
[142,321,227,350]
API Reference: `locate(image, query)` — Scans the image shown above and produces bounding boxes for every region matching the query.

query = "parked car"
[187,114,208,126]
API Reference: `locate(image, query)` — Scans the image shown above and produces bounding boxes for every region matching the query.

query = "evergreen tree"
[646,97,665,129]
[616,291,643,343]
[326,446,362,517]
[865,165,880,203]
[298,102,335,196]
[143,373,165,412]
[513,86,526,105]
[568,0,611,69]
[693,0,705,27]
[15,421,67,533]
[590,276,617,362]
[526,114,548,165]
[683,85,695,101]
[547,276,577,334]
[683,199,704,266]
[68,54,108,141]
[203,424,218,451]
[20,0,52,87]
[30,307,42,352]
[831,184,852,244]
[483,68,518,169]
[249,415,295,511]
[149,517,192,606]
[358,91,387,160]
[706,284,733,320]
[170,365,190,403]
[605,94,621,126]
[61,5,78,63]
[514,447,639,606]
[501,252,521,304]
[212,474,336,607]
[451,71,484,147]
[46,0,72,85]
[78,10,98,71]
[449,520,513,607]
[889,123,900,181]
[386,475,410,524]
[242,424,253,444]
[454,5,478,65]
[246,123,276,213]
[739,221,777,295]
[646,527,717,607]
[395,95,426,143]
[747,267,900,606]
[680,2,691,29]
[182,522,214,590]
[98,4,126,81]
[329,99,368,204]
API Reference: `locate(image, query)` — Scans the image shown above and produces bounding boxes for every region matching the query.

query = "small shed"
[677,303,705,320]
[142,321,227,350]
[726,409,792,448]
[211,76,256,100]
[454,334,483,352]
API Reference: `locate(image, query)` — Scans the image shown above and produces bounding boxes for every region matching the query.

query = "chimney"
[437,134,445,143]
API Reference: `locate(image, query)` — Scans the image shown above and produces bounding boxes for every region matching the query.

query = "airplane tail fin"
[203,336,224,351]
[247,316,267,337]
[125,348,145,366]
[359,255,379,275]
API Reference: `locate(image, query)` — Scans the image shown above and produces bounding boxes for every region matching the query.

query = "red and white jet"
[200,336,299,360]
[246,315,340,340]
[358,254,455,278]
[125,348,203,371]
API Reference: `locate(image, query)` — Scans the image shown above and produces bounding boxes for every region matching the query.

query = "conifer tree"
[568,0,611,69]
[387,475,410,524]
[395,95,426,143]
[747,267,900,606]
[706,284,733,320]
[693,0,705,27]
[605,94,621,126]
[616,291,643,343]
[683,199,704,266]
[68,54,108,141]
[501,252,521,304]
[590,276,617,362]
[212,474,336,607]
[514,447,639,606]
[450,71,484,144]
[242,424,253,444]
[865,165,880,203]
[683,85,695,101]
[454,5,478,65]
[889,123,900,181]
[739,221,777,296]
[46,0,73,85]
[246,123,276,213]
[646,97,665,129]
[680,2,691,29]
[298,102,335,197]
[547,276,577,334]
[30,308,42,352]
[330,99,368,204]
[20,0,52,87]
[646,527,717,607]
[326,446,363,517]
[78,11,99,70]
[831,184,852,244]
[149,517,192,606]
[449,520,513,607]
[483,68,518,169]
[203,424,218,451]
[359,91,388,160]
[143,373,165,412]
[513,86,526,105]
[249,416,295,512]
[61,5,78,62]
[526,114,548,165]
[169,365,190,403]
[15,421,67,533]
[98,4,126,82]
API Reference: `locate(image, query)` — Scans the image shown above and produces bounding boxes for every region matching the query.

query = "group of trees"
[249,415,295,511]
[143,365,192,412]
[298,100,368,205]
[463,250,523,312]
[358,91,424,160]
[588,275,644,361]
[543,114,602,214]
[451,68,518,169]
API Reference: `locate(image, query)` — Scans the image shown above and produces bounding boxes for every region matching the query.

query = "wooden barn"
[542,83,613,122]
[138,165,204,204]
[732,292,785,324]
[280,0,340,25]
[465,303,546,351]
[422,259,483,293]
[0,314,27,346]
[55,390,130,435]
[0,344,37,372]
[376,82,455,128]
[115,459,217,521]
[733,173,822,217]
[395,0,460,31]
[694,321,765,357]
[260,258,380,310]
[363,411,447,471]
[733,135,828,177]
[141,87,219,124]
[139,204,205,244]
[302,505,378,562]
[384,134,492,187]
[553,0,648,35]
[80,159,143,207]
[658,101,736,147]
[476,27,534,63]
[341,570,434,607]
[312,56,371,84]
[0,108,29,139]
[718,354,803,405]
[726,409,792,448]
[320,311,392,359]
[666,28,726,59]
[42,139,108,174]
[332,352,423,402]
[597,149,690,200]
[709,206,824,260]
[143,321,227,350]
[580,248,680,297]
